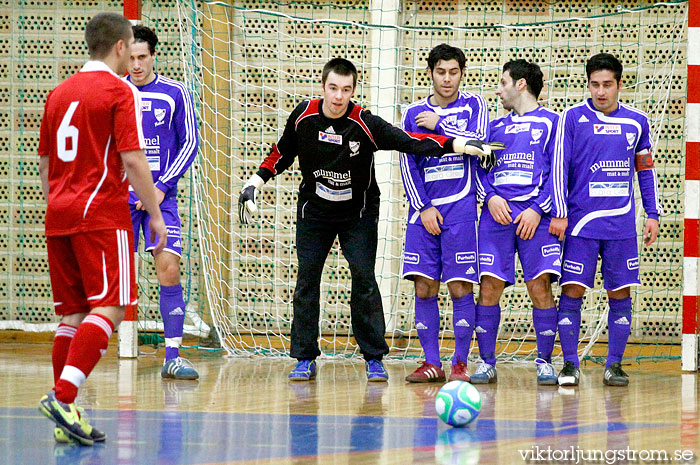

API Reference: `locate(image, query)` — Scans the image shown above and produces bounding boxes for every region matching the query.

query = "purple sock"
[607,297,632,368]
[533,307,557,363]
[475,304,500,366]
[161,284,186,361]
[558,295,582,368]
[414,295,441,366]
[451,293,475,364]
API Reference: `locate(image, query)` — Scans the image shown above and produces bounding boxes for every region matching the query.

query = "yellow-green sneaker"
[39,391,93,446]
[54,406,106,443]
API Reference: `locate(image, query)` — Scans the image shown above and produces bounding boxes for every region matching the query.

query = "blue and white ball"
[435,381,481,427]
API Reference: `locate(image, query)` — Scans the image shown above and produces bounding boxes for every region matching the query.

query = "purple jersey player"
[401,44,489,383]
[549,53,661,387]
[127,25,199,380]
[470,60,562,386]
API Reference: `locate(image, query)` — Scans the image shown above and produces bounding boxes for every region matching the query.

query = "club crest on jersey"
[154,108,166,127]
[626,133,636,145]
[541,244,560,257]
[479,253,494,266]
[593,124,621,135]
[457,119,468,132]
[319,131,343,145]
[505,123,530,134]
[349,141,360,156]
[530,128,543,145]
[141,100,151,112]
[404,252,420,265]
[563,260,584,275]
[455,252,477,264]
[627,257,639,270]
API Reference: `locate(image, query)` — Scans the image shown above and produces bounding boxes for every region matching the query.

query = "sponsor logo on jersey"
[141,100,152,112]
[154,108,166,127]
[588,181,629,197]
[349,141,360,157]
[455,251,477,264]
[626,132,636,145]
[594,124,621,135]
[315,183,352,201]
[325,126,336,134]
[146,155,160,171]
[479,253,494,266]
[505,122,531,134]
[494,170,533,186]
[578,115,589,123]
[404,252,420,265]
[541,244,560,257]
[318,131,343,145]
[589,158,630,173]
[563,260,584,275]
[627,257,639,270]
[166,226,180,236]
[424,164,464,182]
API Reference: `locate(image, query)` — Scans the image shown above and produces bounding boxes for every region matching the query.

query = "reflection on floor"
[1,344,697,465]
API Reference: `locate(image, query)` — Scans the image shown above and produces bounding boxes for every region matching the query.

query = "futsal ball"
[435,381,481,427]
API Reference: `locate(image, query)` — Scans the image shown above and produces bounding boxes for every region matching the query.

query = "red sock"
[55,314,114,404]
[52,323,78,385]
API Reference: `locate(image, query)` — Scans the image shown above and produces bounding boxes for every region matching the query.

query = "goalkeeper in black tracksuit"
[238,58,498,382]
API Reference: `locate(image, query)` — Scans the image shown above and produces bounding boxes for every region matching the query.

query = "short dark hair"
[427,44,466,72]
[322,58,358,88]
[503,59,544,99]
[586,53,623,83]
[133,25,159,55]
[85,12,133,59]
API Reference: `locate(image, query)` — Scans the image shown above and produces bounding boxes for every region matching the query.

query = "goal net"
[168,0,686,361]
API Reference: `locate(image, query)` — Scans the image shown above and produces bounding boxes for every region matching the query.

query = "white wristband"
[452,137,467,154]
[245,173,265,190]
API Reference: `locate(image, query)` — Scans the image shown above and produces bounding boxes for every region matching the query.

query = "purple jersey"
[481,106,558,216]
[551,98,661,239]
[125,74,199,202]
[401,91,489,225]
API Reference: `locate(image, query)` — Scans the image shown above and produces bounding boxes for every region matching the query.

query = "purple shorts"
[560,235,640,291]
[478,208,562,286]
[402,221,479,283]
[130,197,182,257]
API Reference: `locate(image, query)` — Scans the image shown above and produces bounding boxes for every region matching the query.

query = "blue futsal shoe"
[365,359,389,382]
[535,358,558,385]
[470,362,497,384]
[289,359,317,381]
[161,357,199,380]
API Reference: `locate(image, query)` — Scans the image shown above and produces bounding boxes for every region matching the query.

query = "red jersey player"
[37,12,167,446]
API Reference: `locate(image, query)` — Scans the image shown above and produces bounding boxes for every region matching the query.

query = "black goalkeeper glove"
[238,174,264,224]
[453,138,505,173]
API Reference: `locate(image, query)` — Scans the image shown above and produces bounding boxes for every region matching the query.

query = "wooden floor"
[2,343,698,465]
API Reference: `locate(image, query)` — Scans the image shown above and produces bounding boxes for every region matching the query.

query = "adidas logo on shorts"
[170,307,184,316]
[553,258,561,266]
[614,316,630,325]
[455,319,470,327]
[558,317,572,326]
[416,322,428,330]
[466,266,475,275]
